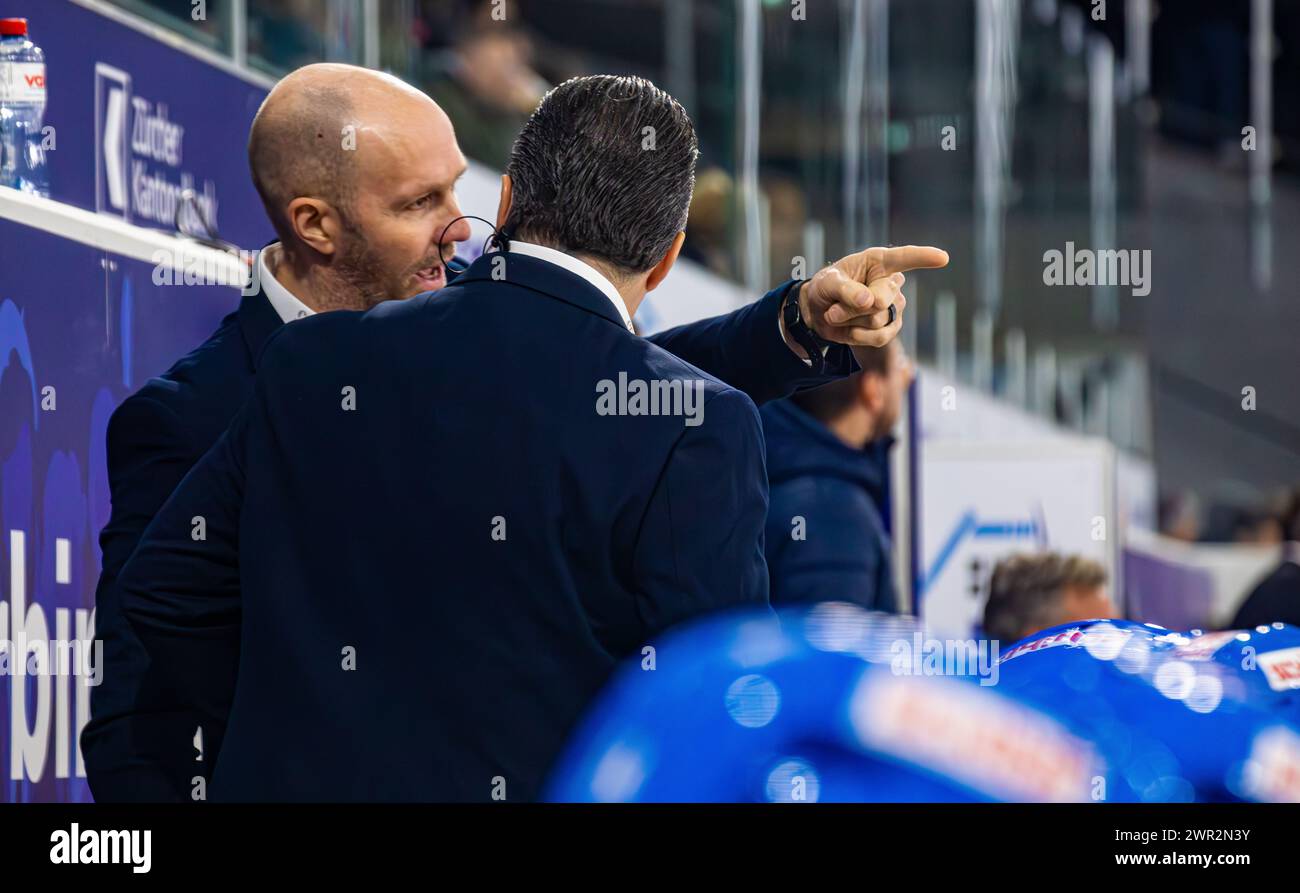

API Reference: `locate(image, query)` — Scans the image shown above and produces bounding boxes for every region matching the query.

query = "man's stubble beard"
[328,222,406,311]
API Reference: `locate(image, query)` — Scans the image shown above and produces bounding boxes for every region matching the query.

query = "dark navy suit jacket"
[82,287,282,802]
[112,251,775,801]
[84,254,855,802]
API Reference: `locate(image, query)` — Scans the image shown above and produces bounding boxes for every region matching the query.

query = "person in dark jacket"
[1231,491,1300,629]
[761,340,913,612]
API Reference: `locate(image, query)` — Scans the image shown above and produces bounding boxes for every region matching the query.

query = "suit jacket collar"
[453,249,631,331]
[237,287,284,371]
[238,251,478,370]
[505,241,634,331]
[258,244,317,324]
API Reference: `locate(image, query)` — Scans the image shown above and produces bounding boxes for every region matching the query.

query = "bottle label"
[0,62,46,103]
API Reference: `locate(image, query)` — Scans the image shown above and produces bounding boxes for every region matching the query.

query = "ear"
[496,174,513,230]
[859,370,885,412]
[286,197,341,257]
[644,231,686,293]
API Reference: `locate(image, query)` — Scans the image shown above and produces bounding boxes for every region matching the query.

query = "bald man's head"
[250,64,429,243]
[247,64,473,309]
[248,67,356,242]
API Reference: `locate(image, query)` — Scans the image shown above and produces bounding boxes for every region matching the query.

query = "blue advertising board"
[0,0,272,801]
[28,0,274,246]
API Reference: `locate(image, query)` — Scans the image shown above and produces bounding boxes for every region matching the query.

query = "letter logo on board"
[94,63,131,219]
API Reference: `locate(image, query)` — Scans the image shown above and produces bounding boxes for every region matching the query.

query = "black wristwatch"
[781,281,832,375]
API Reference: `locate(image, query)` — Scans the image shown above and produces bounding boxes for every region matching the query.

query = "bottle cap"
[0,18,29,37]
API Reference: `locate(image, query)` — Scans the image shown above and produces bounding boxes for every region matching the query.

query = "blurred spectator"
[1230,490,1300,629]
[1277,2,1300,173]
[1231,505,1286,546]
[983,553,1115,645]
[764,175,809,286]
[1158,490,1202,543]
[424,21,548,169]
[1201,495,1286,544]
[113,0,226,45]
[1152,0,1250,155]
[680,167,734,278]
[760,342,912,613]
[248,0,338,72]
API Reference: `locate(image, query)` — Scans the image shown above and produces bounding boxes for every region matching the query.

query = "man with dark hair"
[84,64,946,802]
[761,341,911,612]
[982,552,1115,645]
[109,75,947,802]
[499,75,698,273]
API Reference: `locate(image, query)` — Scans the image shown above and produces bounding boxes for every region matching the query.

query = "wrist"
[797,280,814,327]
[780,285,811,361]
[781,281,829,373]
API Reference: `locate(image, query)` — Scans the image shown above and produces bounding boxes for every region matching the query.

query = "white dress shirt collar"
[501,240,635,333]
[259,244,317,324]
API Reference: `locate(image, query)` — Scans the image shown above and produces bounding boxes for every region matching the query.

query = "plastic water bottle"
[0,17,48,196]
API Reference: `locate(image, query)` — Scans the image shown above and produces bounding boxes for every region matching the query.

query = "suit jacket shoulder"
[126,309,255,448]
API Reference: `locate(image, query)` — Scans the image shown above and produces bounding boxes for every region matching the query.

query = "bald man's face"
[337,100,473,304]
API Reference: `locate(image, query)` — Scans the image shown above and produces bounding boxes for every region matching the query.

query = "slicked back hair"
[504,75,699,276]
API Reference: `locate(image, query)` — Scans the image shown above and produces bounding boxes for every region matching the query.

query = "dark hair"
[504,75,698,275]
[790,342,895,422]
[982,552,1108,644]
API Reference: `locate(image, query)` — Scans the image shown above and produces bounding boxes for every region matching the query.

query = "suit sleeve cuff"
[769,279,859,381]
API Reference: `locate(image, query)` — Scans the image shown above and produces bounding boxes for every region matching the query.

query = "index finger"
[881,245,949,275]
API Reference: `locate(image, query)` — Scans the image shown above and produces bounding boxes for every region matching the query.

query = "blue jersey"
[997,620,1300,802]
[547,604,1104,802]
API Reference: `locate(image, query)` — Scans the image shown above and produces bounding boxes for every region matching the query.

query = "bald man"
[82,63,945,802]
[245,64,473,309]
